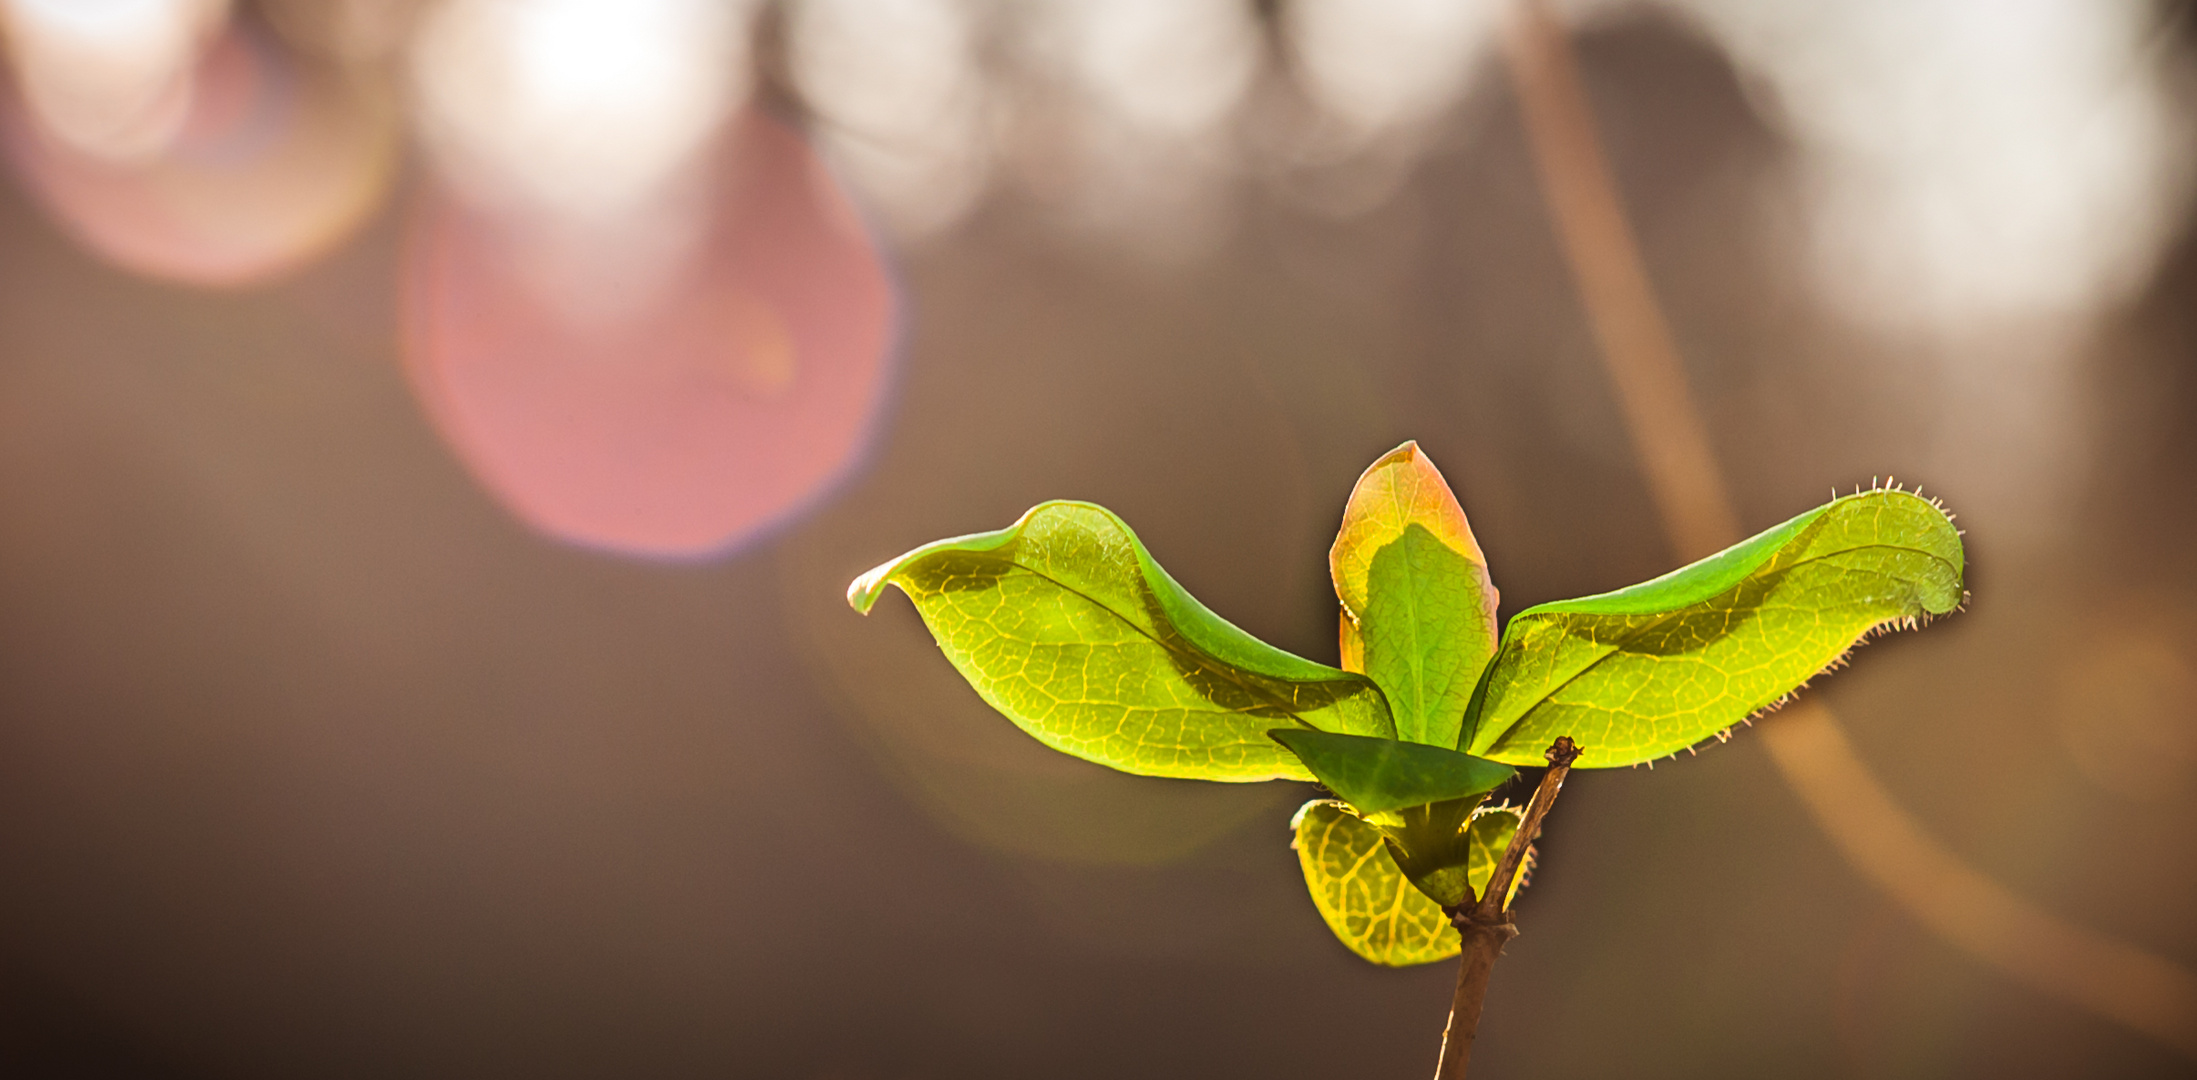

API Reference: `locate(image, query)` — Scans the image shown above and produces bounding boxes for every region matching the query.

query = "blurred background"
[2,0,2195,1077]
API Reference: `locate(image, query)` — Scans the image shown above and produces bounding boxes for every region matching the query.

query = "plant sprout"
[847,442,1965,1077]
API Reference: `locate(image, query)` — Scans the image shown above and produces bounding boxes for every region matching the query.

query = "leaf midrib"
[1517,538,1958,618]
[1389,523,1432,740]
[947,550,1345,733]
[1482,540,1956,747]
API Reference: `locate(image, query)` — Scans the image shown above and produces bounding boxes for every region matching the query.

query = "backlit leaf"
[1291,800,1458,966]
[849,502,1395,782]
[1463,489,1964,767]
[1331,443,1499,748]
[1267,729,1514,815]
[1291,801,1529,964]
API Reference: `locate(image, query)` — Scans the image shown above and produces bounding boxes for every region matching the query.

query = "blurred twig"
[1499,0,2197,1058]
[1499,0,1736,561]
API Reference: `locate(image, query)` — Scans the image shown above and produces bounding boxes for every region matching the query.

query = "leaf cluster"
[849,443,1964,964]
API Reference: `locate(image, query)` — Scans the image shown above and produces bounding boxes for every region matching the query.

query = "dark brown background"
[4,7,2195,1079]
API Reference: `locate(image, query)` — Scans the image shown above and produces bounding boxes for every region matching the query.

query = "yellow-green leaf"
[1290,800,1528,965]
[849,502,1395,782]
[1463,489,1964,767]
[1291,800,1458,966]
[1331,443,1499,748]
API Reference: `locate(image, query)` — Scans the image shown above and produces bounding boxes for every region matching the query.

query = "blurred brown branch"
[1499,0,2197,1059]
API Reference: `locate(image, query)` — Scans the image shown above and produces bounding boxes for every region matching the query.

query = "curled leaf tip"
[844,501,1392,780]
[846,562,896,613]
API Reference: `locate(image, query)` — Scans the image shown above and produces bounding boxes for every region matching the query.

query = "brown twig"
[1474,736,1581,923]
[1432,737,1581,1080]
[1431,921,1514,1080]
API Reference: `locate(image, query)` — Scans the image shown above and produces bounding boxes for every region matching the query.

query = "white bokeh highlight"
[789,0,992,238]
[1017,0,1264,253]
[1677,0,2193,328]
[410,0,755,223]
[1285,0,1499,140]
[0,0,230,161]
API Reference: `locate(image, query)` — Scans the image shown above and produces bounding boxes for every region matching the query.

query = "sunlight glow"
[1018,0,1262,251]
[1285,0,1496,139]
[789,0,992,238]
[1659,0,2193,535]
[1037,0,1258,139]
[401,112,898,558]
[0,0,230,160]
[1,21,399,285]
[410,0,754,222]
[1678,0,2192,327]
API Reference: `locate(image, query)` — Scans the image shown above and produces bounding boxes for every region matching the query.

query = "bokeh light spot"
[0,20,398,286]
[409,0,750,222]
[400,110,899,559]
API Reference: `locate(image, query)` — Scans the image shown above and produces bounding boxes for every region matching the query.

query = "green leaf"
[1266,729,1514,815]
[1291,801,1528,964]
[1291,800,1459,966]
[1331,443,1500,748]
[1463,489,1964,767]
[848,501,1395,782]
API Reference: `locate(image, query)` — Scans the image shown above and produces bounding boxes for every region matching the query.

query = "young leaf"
[1291,800,1459,966]
[1291,801,1527,965]
[849,501,1395,782]
[1266,729,1514,815]
[1463,489,1964,767]
[1331,443,1500,748]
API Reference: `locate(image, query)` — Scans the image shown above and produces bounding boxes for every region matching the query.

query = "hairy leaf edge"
[1460,488,1966,762]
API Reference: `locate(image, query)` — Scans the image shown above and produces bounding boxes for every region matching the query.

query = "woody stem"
[1432,736,1582,1080]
